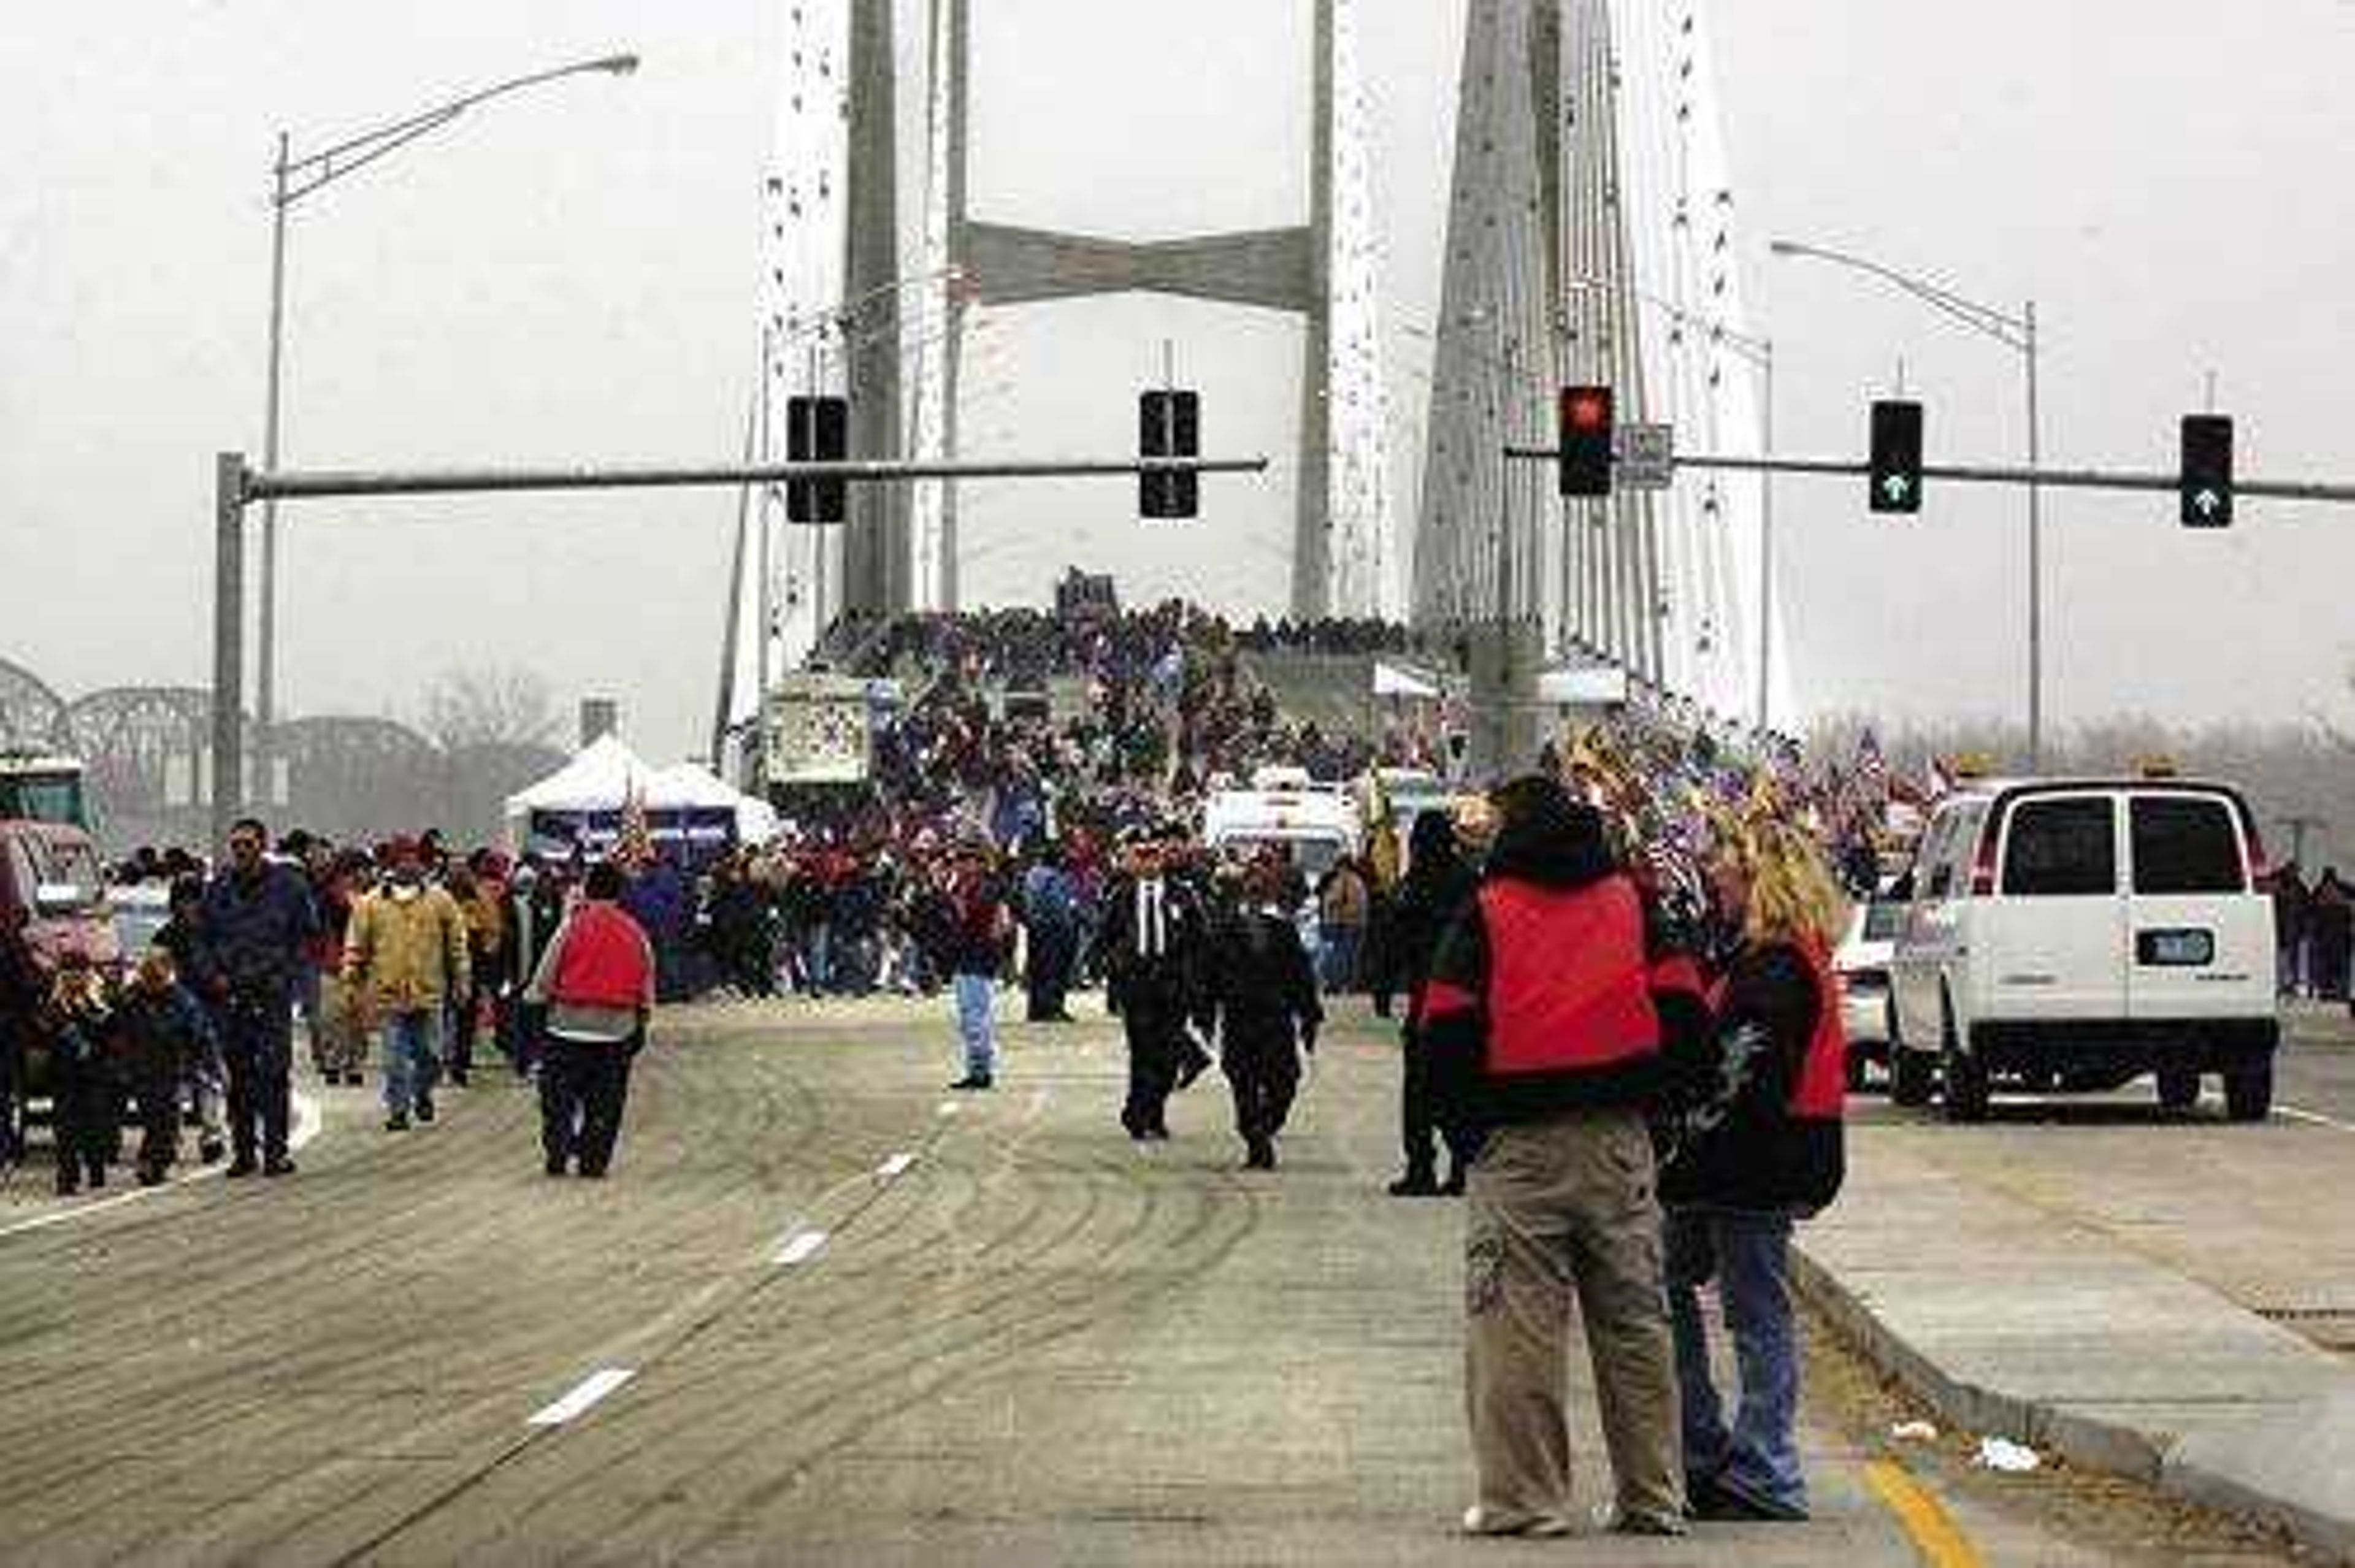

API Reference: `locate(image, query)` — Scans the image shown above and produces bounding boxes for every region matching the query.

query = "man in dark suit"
[1203,856,1323,1169]
[1097,828,1214,1141]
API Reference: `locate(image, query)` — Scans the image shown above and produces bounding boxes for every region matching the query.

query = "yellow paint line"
[1866,1458,1986,1568]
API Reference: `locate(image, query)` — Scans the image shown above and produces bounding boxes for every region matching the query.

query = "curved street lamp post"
[252,52,638,811]
[1771,238,2043,768]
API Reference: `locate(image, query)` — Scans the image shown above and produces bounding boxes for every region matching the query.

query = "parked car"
[110,881,174,958]
[2,817,124,1109]
[1888,778,2276,1122]
[1834,881,1909,1090]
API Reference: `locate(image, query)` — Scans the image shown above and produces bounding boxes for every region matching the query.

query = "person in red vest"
[524,861,656,1179]
[1422,774,1685,1540]
[1660,814,1848,1523]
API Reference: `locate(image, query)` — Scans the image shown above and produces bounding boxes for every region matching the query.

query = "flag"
[615,783,656,871]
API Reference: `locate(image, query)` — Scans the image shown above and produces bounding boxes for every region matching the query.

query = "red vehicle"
[2,817,121,1104]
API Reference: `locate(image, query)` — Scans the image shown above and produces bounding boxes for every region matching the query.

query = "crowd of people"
[10,597,2165,1540]
[0,819,660,1191]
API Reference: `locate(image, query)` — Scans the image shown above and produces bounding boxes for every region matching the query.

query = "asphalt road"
[0,997,2315,1566]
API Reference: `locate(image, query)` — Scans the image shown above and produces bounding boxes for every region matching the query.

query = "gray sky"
[4,2,2351,764]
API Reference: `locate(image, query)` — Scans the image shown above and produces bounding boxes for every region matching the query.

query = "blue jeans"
[954,973,996,1079]
[1664,1209,1806,1515]
[1317,925,1362,993]
[380,1008,445,1118]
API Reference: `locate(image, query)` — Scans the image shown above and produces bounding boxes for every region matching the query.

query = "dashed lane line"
[525,1367,637,1428]
[1865,1458,1986,1568]
[876,1151,917,1179]
[0,1088,324,1241]
[2276,1104,2355,1133]
[774,1229,829,1266]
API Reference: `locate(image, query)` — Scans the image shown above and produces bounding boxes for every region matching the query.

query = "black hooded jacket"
[1423,791,1668,1132]
[1382,811,1479,1023]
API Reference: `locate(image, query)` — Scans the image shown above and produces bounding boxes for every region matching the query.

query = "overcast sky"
[5,2,2351,763]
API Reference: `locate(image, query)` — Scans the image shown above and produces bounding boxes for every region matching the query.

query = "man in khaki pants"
[1422,776,1685,1539]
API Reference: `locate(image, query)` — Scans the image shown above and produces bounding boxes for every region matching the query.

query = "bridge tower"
[1414,0,1778,726]
[732,0,1397,710]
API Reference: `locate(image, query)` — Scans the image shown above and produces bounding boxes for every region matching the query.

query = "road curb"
[1792,1239,2354,1564]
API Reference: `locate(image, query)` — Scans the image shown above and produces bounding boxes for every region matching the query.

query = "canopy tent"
[503,736,776,864]
[1371,660,1444,700]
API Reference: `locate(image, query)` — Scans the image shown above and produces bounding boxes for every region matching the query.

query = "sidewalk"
[1795,1131,2355,1564]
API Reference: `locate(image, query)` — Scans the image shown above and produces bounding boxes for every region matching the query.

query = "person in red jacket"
[1660,814,1848,1523]
[525,862,656,1179]
[1422,775,1685,1540]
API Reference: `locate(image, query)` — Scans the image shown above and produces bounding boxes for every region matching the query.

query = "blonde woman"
[1661,817,1850,1523]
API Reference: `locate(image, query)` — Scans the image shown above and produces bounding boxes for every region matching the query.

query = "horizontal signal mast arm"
[1501,446,2355,505]
[243,456,1269,503]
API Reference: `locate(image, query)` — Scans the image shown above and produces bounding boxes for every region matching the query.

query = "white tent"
[1372,660,1443,699]
[502,737,777,856]
[649,761,780,844]
[504,735,653,819]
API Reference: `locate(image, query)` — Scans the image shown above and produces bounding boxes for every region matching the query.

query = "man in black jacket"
[1422,776,1683,1540]
[1380,809,1480,1196]
[1095,829,1213,1141]
[1202,857,1322,1169]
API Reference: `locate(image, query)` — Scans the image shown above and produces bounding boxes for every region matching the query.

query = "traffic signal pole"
[1503,446,2355,505]
[208,449,1268,843]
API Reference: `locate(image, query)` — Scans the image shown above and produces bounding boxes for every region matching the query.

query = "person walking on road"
[38,952,118,1196]
[1018,844,1080,1023]
[1660,815,1849,1524]
[308,849,371,1088]
[1098,828,1214,1142]
[1203,856,1322,1170]
[342,839,470,1134]
[943,841,1013,1090]
[1380,809,1480,1198]
[2309,868,2351,1003]
[1315,855,1371,995]
[199,817,320,1177]
[524,861,655,1178]
[115,946,215,1187]
[1421,775,1686,1540]
[153,876,228,1163]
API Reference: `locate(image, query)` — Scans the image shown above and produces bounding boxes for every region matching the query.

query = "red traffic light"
[1564,390,1610,430]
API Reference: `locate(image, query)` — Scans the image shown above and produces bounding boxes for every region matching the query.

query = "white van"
[1887,778,2277,1122]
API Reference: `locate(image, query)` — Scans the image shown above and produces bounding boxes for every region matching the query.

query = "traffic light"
[1558,385,1614,498]
[2181,415,2234,528]
[1869,400,1924,514]
[1140,389,1200,519]
[787,395,849,524]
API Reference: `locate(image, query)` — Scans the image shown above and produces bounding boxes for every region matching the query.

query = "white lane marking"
[936,1101,961,1119]
[876,1152,917,1180]
[526,1366,636,1427]
[0,1087,325,1241]
[775,1228,829,1266]
[2277,1104,2355,1133]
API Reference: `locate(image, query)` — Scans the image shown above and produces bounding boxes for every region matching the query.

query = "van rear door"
[2123,790,2272,1020]
[1984,791,2128,1019]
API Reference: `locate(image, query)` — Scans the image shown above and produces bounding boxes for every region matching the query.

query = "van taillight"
[2242,814,2269,889]
[1969,822,1999,897]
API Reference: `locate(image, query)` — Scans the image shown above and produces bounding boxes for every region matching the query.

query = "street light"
[253,51,638,806]
[1770,237,2044,767]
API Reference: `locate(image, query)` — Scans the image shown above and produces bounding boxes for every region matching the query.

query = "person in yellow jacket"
[342,839,471,1133]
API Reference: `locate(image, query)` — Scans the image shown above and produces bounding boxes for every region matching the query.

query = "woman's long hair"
[1730,819,1849,953]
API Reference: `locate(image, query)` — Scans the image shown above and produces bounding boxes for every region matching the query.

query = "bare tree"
[420,667,561,754]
